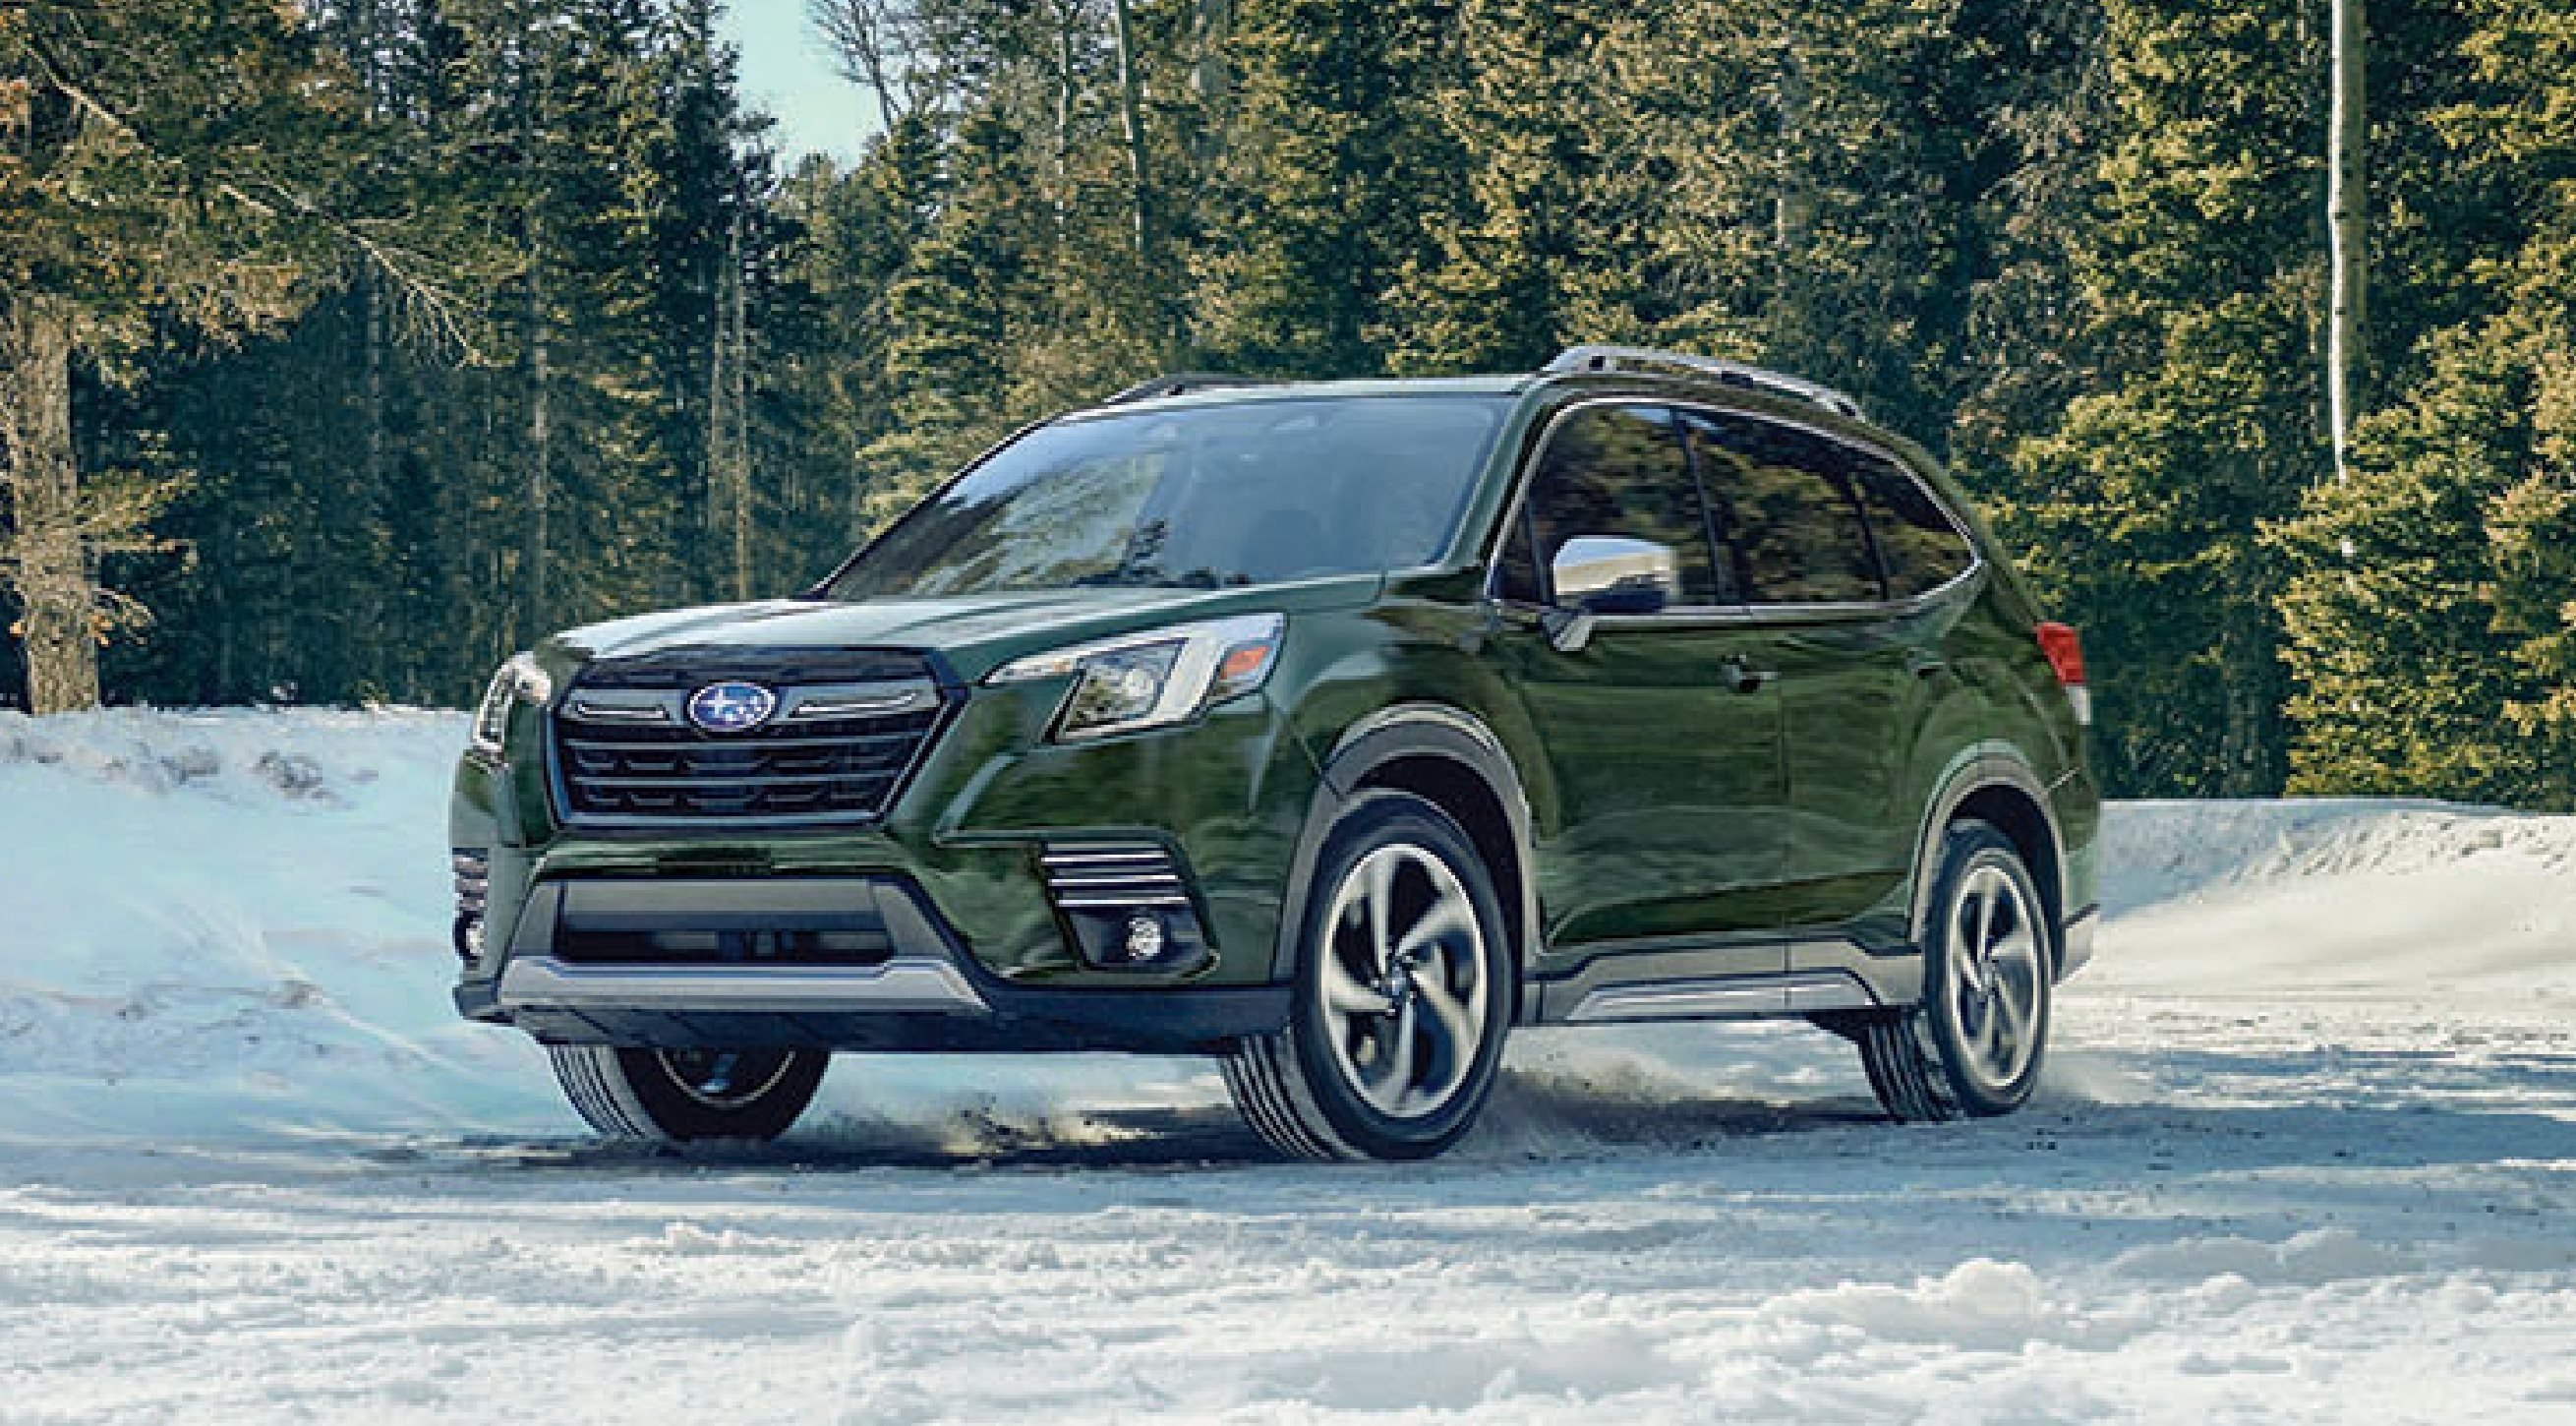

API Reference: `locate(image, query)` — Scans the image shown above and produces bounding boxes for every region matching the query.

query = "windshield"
[824,394,1508,599]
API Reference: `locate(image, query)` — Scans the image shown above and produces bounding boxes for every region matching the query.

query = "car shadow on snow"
[399,1040,2576,1198]
[432,1072,1928,1176]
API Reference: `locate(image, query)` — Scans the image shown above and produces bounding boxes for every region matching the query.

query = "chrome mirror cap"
[1551,535,1679,616]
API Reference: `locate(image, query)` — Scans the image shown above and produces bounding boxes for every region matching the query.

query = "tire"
[1856,818,2053,1123]
[549,1044,829,1144]
[1224,792,1513,1161]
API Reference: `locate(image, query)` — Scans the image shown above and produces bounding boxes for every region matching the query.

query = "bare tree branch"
[26,33,482,359]
[807,0,916,133]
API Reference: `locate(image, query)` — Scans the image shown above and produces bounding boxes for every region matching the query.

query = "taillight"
[2035,622,2089,725]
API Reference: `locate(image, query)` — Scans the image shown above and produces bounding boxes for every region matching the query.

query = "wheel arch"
[1911,749,2068,976]
[1276,704,1540,1020]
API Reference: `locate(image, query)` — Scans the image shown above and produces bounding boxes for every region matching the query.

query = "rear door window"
[1682,412,1884,606]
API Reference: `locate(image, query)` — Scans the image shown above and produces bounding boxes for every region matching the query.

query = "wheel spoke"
[1365,851,1398,974]
[1379,1000,1419,1110]
[1951,894,1986,993]
[1993,973,2030,1056]
[1396,887,1475,959]
[1415,975,1476,1073]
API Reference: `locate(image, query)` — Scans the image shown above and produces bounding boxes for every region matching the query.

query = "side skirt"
[1559,970,1879,1025]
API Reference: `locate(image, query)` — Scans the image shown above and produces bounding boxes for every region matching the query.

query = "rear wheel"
[548,1044,828,1143]
[1224,792,1512,1161]
[1856,819,2053,1122]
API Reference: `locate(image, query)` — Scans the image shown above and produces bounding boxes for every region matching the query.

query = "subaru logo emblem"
[685,682,778,735]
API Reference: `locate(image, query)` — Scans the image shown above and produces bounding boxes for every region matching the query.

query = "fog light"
[1059,904,1208,973]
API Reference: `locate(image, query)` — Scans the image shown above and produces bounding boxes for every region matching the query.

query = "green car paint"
[449,361,2098,1066]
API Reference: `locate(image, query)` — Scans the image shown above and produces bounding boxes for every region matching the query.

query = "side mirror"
[1551,535,1679,617]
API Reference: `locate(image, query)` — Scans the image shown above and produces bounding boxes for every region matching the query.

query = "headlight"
[470,652,555,758]
[986,614,1284,741]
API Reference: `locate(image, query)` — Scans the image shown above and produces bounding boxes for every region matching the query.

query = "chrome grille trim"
[1038,842,1197,913]
[451,848,491,916]
[548,652,957,827]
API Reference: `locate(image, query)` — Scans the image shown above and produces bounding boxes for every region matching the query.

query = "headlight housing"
[986,614,1284,742]
[470,652,555,759]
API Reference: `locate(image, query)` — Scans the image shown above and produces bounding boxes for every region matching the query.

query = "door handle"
[1724,661,1778,694]
[1907,653,1949,681]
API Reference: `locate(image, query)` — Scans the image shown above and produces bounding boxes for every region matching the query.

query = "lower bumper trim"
[496,955,989,1016]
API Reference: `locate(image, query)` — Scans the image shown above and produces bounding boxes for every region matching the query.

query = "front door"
[1489,402,1788,981]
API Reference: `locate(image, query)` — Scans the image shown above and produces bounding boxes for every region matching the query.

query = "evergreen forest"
[5,0,2576,805]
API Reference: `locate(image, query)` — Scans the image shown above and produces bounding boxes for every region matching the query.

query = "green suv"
[449,346,2099,1159]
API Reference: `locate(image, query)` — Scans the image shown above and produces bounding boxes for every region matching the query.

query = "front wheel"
[548,1044,829,1143]
[1224,792,1512,1161]
[1856,819,2053,1122]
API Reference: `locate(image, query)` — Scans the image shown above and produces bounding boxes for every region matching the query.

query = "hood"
[543,575,1382,683]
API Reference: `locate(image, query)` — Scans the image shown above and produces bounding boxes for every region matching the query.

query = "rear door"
[1489,402,1789,980]
[1680,409,1921,937]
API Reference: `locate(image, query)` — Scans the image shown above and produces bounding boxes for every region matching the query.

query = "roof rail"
[1542,345,1865,421]
[1099,372,1276,405]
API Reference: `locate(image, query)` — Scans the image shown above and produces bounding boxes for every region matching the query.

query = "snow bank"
[2098,798,2576,1001]
[0,708,557,1142]
[5,706,2574,1146]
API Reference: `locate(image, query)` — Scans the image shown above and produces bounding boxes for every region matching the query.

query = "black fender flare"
[1267,704,1543,1007]
[1906,744,2068,965]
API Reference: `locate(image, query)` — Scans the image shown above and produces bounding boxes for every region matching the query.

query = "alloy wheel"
[1315,842,1492,1119]
[1941,862,2045,1093]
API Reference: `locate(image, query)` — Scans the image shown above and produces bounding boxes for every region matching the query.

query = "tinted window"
[1849,450,1972,597]
[1522,405,1727,605]
[1684,412,1882,605]
[827,395,1506,598]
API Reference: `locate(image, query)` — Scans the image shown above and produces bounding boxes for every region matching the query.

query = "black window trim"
[1481,394,1984,622]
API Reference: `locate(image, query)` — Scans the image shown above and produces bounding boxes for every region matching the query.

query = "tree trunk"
[1053,0,1078,233]
[728,210,754,602]
[526,214,552,644]
[1191,0,1230,167]
[1109,0,1178,360]
[1773,21,1813,251]
[0,298,102,713]
[2326,0,2367,484]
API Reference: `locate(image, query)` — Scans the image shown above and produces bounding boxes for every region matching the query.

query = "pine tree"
[2277,0,2576,807]
[1193,0,1461,378]
[0,0,449,711]
[1994,0,2326,797]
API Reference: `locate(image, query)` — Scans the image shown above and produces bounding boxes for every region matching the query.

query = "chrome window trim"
[1478,393,1985,622]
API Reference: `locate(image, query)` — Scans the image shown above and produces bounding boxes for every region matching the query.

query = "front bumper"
[453,871,1292,1052]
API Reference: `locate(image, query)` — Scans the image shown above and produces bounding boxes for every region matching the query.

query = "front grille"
[550,648,956,826]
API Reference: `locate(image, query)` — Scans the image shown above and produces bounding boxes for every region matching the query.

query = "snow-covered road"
[4,712,2575,1422]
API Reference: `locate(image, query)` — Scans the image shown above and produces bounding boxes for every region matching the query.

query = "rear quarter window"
[1849,451,1974,598]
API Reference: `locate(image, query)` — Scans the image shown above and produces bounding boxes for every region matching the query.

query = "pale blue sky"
[718,1,880,165]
